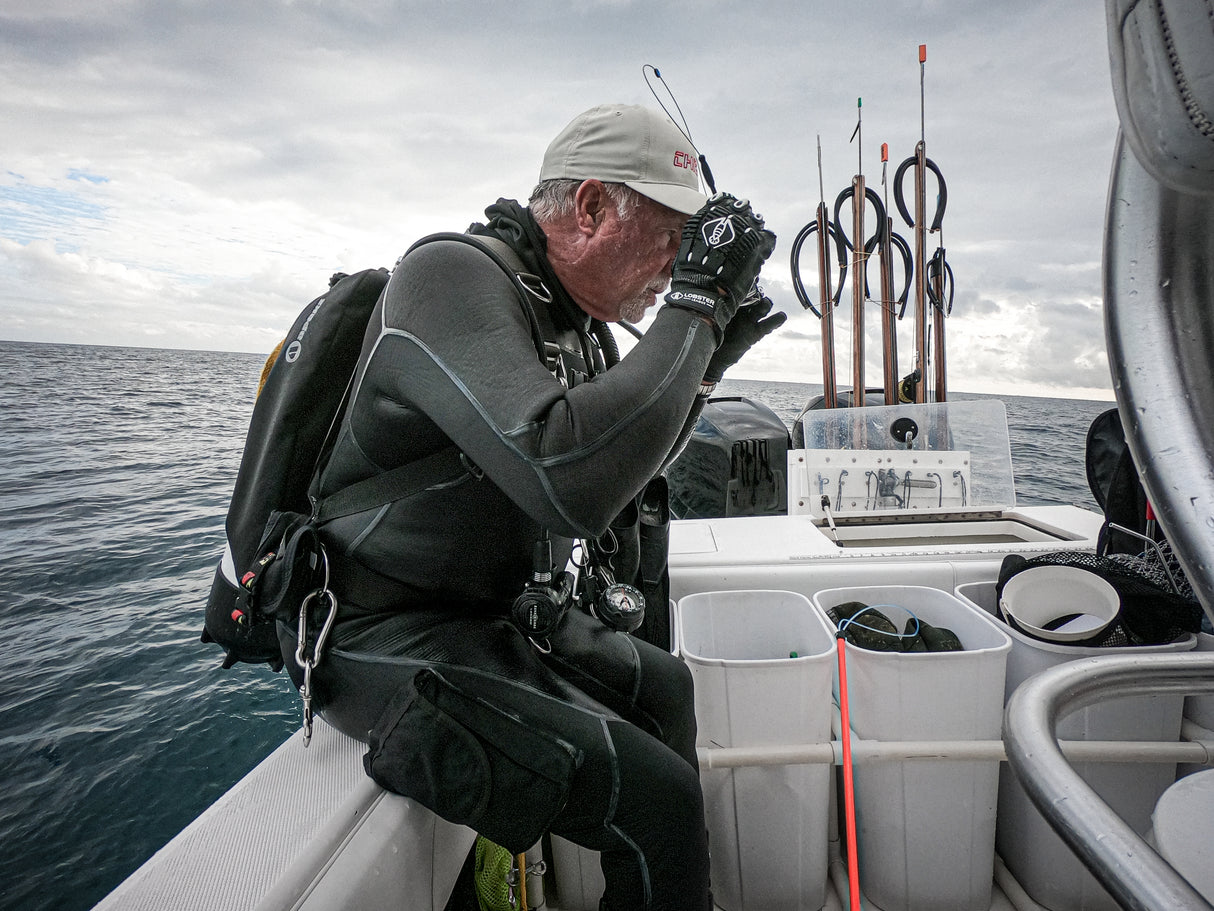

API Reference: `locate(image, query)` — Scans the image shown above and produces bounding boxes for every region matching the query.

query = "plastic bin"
[813,585,1011,911]
[1150,768,1214,903]
[1180,631,1214,777]
[678,590,837,911]
[956,580,1194,911]
[1184,631,1214,726]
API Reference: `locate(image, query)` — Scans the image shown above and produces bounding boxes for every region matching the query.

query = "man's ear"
[573,179,608,236]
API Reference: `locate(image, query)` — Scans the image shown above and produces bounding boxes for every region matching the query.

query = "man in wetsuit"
[291,103,779,911]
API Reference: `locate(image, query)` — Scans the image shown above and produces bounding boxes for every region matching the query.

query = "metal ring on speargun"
[789,218,848,318]
[892,155,948,232]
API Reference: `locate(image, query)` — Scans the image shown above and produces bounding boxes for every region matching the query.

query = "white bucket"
[1184,631,1214,726]
[678,590,837,911]
[1180,631,1214,777]
[813,585,1011,911]
[1151,768,1214,903]
[956,580,1194,911]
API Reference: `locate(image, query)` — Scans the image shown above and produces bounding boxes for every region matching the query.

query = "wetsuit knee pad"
[363,667,584,854]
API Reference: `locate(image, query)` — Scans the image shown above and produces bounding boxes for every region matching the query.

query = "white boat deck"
[92,707,1212,911]
[91,719,475,911]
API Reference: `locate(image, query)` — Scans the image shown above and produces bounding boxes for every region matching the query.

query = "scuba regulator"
[511,531,574,640]
[511,529,645,641]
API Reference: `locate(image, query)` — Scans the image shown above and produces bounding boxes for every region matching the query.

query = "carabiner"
[293,548,337,748]
[294,547,334,670]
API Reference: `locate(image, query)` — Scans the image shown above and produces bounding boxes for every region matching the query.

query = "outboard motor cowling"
[667,396,790,519]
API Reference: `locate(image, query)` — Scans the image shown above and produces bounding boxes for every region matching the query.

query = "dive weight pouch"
[364,667,583,854]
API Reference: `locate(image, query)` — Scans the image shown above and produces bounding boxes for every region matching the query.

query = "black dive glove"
[704,292,788,383]
[664,193,777,344]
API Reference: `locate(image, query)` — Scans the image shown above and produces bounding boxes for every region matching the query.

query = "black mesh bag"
[996,552,1203,648]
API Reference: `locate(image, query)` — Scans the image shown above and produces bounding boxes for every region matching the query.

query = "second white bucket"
[813,584,1011,911]
[957,579,1194,911]
[678,590,836,911]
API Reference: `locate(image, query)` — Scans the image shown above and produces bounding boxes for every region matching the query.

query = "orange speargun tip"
[919,44,927,62]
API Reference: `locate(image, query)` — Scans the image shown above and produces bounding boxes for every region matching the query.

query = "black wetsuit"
[291,201,719,911]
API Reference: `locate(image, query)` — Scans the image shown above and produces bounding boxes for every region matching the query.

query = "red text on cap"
[673,151,699,173]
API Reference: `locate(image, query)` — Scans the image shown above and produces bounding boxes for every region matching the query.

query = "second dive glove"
[664,193,777,344]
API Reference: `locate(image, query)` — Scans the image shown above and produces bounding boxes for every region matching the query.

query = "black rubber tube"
[862,225,913,307]
[893,156,948,232]
[832,185,887,251]
[790,219,849,317]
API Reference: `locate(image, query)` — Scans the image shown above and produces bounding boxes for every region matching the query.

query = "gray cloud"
[0,0,1121,398]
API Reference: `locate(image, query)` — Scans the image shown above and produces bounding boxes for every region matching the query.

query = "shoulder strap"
[309,233,551,524]
[312,446,469,523]
[406,232,553,363]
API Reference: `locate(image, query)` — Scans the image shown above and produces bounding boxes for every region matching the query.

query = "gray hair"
[528,178,643,223]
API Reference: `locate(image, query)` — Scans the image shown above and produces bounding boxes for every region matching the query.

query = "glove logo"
[702,215,736,249]
[666,289,717,308]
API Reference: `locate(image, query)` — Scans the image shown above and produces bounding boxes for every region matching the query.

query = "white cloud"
[0,0,1120,398]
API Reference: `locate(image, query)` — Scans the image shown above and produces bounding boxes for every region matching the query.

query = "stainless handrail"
[1004,653,1214,911]
[1104,133,1214,626]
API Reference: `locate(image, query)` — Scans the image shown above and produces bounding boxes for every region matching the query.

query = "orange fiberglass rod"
[836,631,862,911]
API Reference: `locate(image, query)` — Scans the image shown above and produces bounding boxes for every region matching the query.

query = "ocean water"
[0,340,1114,911]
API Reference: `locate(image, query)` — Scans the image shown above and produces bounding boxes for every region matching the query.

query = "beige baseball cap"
[539,104,708,215]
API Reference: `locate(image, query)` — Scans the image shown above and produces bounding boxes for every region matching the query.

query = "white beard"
[619,295,651,325]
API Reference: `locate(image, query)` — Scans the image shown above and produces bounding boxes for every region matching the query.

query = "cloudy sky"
[1,1,1120,399]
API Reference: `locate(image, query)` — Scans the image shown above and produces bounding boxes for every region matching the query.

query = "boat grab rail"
[1004,652,1214,911]
[696,730,1214,769]
[697,699,1214,769]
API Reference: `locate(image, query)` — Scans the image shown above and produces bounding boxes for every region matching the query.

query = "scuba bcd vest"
[202,267,389,670]
[202,235,557,670]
